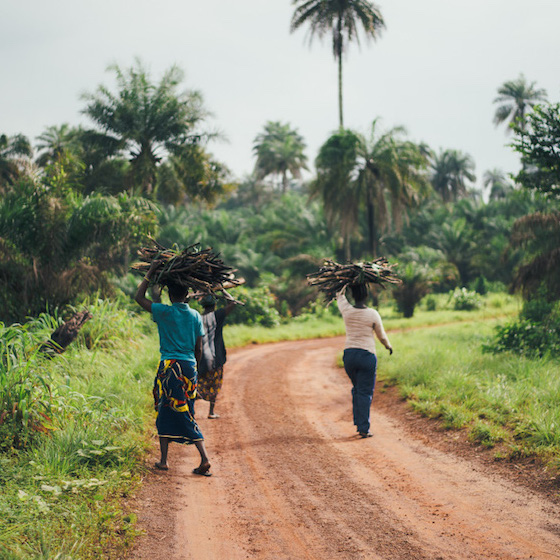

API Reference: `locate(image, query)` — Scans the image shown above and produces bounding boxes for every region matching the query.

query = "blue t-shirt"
[151,302,205,365]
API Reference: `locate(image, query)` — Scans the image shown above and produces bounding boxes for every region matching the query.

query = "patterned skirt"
[153,359,204,444]
[196,366,224,402]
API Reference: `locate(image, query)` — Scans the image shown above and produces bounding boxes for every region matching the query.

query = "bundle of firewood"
[131,239,243,302]
[307,258,401,303]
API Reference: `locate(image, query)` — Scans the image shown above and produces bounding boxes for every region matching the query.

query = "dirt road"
[128,337,560,560]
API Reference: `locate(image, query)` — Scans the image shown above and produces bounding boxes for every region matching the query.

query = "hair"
[201,294,217,309]
[167,281,189,302]
[350,283,368,304]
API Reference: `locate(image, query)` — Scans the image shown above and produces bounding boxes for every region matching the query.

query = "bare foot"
[155,461,169,470]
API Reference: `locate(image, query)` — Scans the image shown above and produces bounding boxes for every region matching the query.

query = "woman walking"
[135,262,211,476]
[197,295,236,419]
[337,283,393,438]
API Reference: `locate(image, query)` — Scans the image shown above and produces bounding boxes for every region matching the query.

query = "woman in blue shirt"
[135,263,211,476]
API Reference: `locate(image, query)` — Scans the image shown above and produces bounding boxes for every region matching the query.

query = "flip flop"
[154,462,169,470]
[192,467,212,477]
[359,432,373,438]
[208,414,220,419]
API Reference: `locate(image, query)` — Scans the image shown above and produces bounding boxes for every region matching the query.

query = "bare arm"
[134,261,158,313]
[224,301,236,317]
[195,336,203,369]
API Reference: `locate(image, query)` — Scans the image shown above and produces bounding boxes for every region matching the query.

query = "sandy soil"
[126,337,560,560]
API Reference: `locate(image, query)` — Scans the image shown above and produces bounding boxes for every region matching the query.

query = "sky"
[2,0,560,190]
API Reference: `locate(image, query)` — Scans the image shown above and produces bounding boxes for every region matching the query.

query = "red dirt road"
[128,337,560,560]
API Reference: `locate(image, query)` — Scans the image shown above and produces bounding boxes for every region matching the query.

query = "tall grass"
[377,320,560,464]
[0,300,157,559]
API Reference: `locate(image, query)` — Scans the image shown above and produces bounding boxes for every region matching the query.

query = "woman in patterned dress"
[135,262,211,476]
[197,295,236,419]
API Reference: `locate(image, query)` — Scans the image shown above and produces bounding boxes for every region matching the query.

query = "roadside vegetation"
[0,300,156,560]
[379,319,560,471]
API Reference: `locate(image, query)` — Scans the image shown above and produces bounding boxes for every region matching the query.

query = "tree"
[313,123,429,259]
[0,158,158,323]
[157,144,234,206]
[511,102,560,198]
[493,75,547,133]
[0,133,32,189]
[312,129,361,260]
[82,60,211,196]
[291,0,385,128]
[253,121,308,192]
[483,168,513,201]
[428,218,475,285]
[508,211,560,300]
[35,124,79,167]
[507,103,560,300]
[355,121,430,256]
[430,149,476,203]
[392,261,431,318]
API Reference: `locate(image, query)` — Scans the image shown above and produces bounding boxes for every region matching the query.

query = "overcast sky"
[2,0,559,189]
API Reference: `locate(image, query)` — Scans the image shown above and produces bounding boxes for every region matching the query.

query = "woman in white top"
[337,283,393,438]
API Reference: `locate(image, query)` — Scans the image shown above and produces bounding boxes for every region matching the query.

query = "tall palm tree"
[291,0,385,128]
[82,60,211,196]
[253,121,308,192]
[493,75,547,133]
[430,149,476,203]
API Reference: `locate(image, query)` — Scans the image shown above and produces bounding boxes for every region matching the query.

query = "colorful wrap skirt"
[153,359,204,444]
[196,366,224,402]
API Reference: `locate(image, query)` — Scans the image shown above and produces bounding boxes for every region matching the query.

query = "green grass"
[0,302,157,560]
[225,292,520,347]
[377,319,560,465]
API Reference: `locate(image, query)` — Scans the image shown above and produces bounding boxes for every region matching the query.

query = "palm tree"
[483,168,513,201]
[253,121,308,192]
[0,133,32,189]
[508,211,560,300]
[428,218,475,285]
[313,128,361,259]
[35,124,79,167]
[392,262,431,318]
[291,0,385,128]
[430,149,476,203]
[313,123,429,259]
[82,60,211,196]
[493,75,547,133]
[355,121,430,256]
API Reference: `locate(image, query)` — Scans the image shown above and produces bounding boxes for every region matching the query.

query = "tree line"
[1,0,559,326]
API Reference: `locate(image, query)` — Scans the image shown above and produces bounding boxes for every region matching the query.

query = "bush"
[226,285,280,327]
[451,287,482,311]
[472,275,488,296]
[424,295,437,311]
[484,297,560,357]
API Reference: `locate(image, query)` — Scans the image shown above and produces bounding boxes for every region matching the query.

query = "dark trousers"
[342,348,378,434]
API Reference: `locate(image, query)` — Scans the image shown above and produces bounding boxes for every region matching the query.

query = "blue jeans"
[343,349,377,434]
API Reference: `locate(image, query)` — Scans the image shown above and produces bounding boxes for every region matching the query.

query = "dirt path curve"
[128,337,560,560]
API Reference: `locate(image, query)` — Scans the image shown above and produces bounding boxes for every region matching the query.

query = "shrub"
[226,285,280,327]
[484,297,560,357]
[472,275,488,295]
[451,287,482,311]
